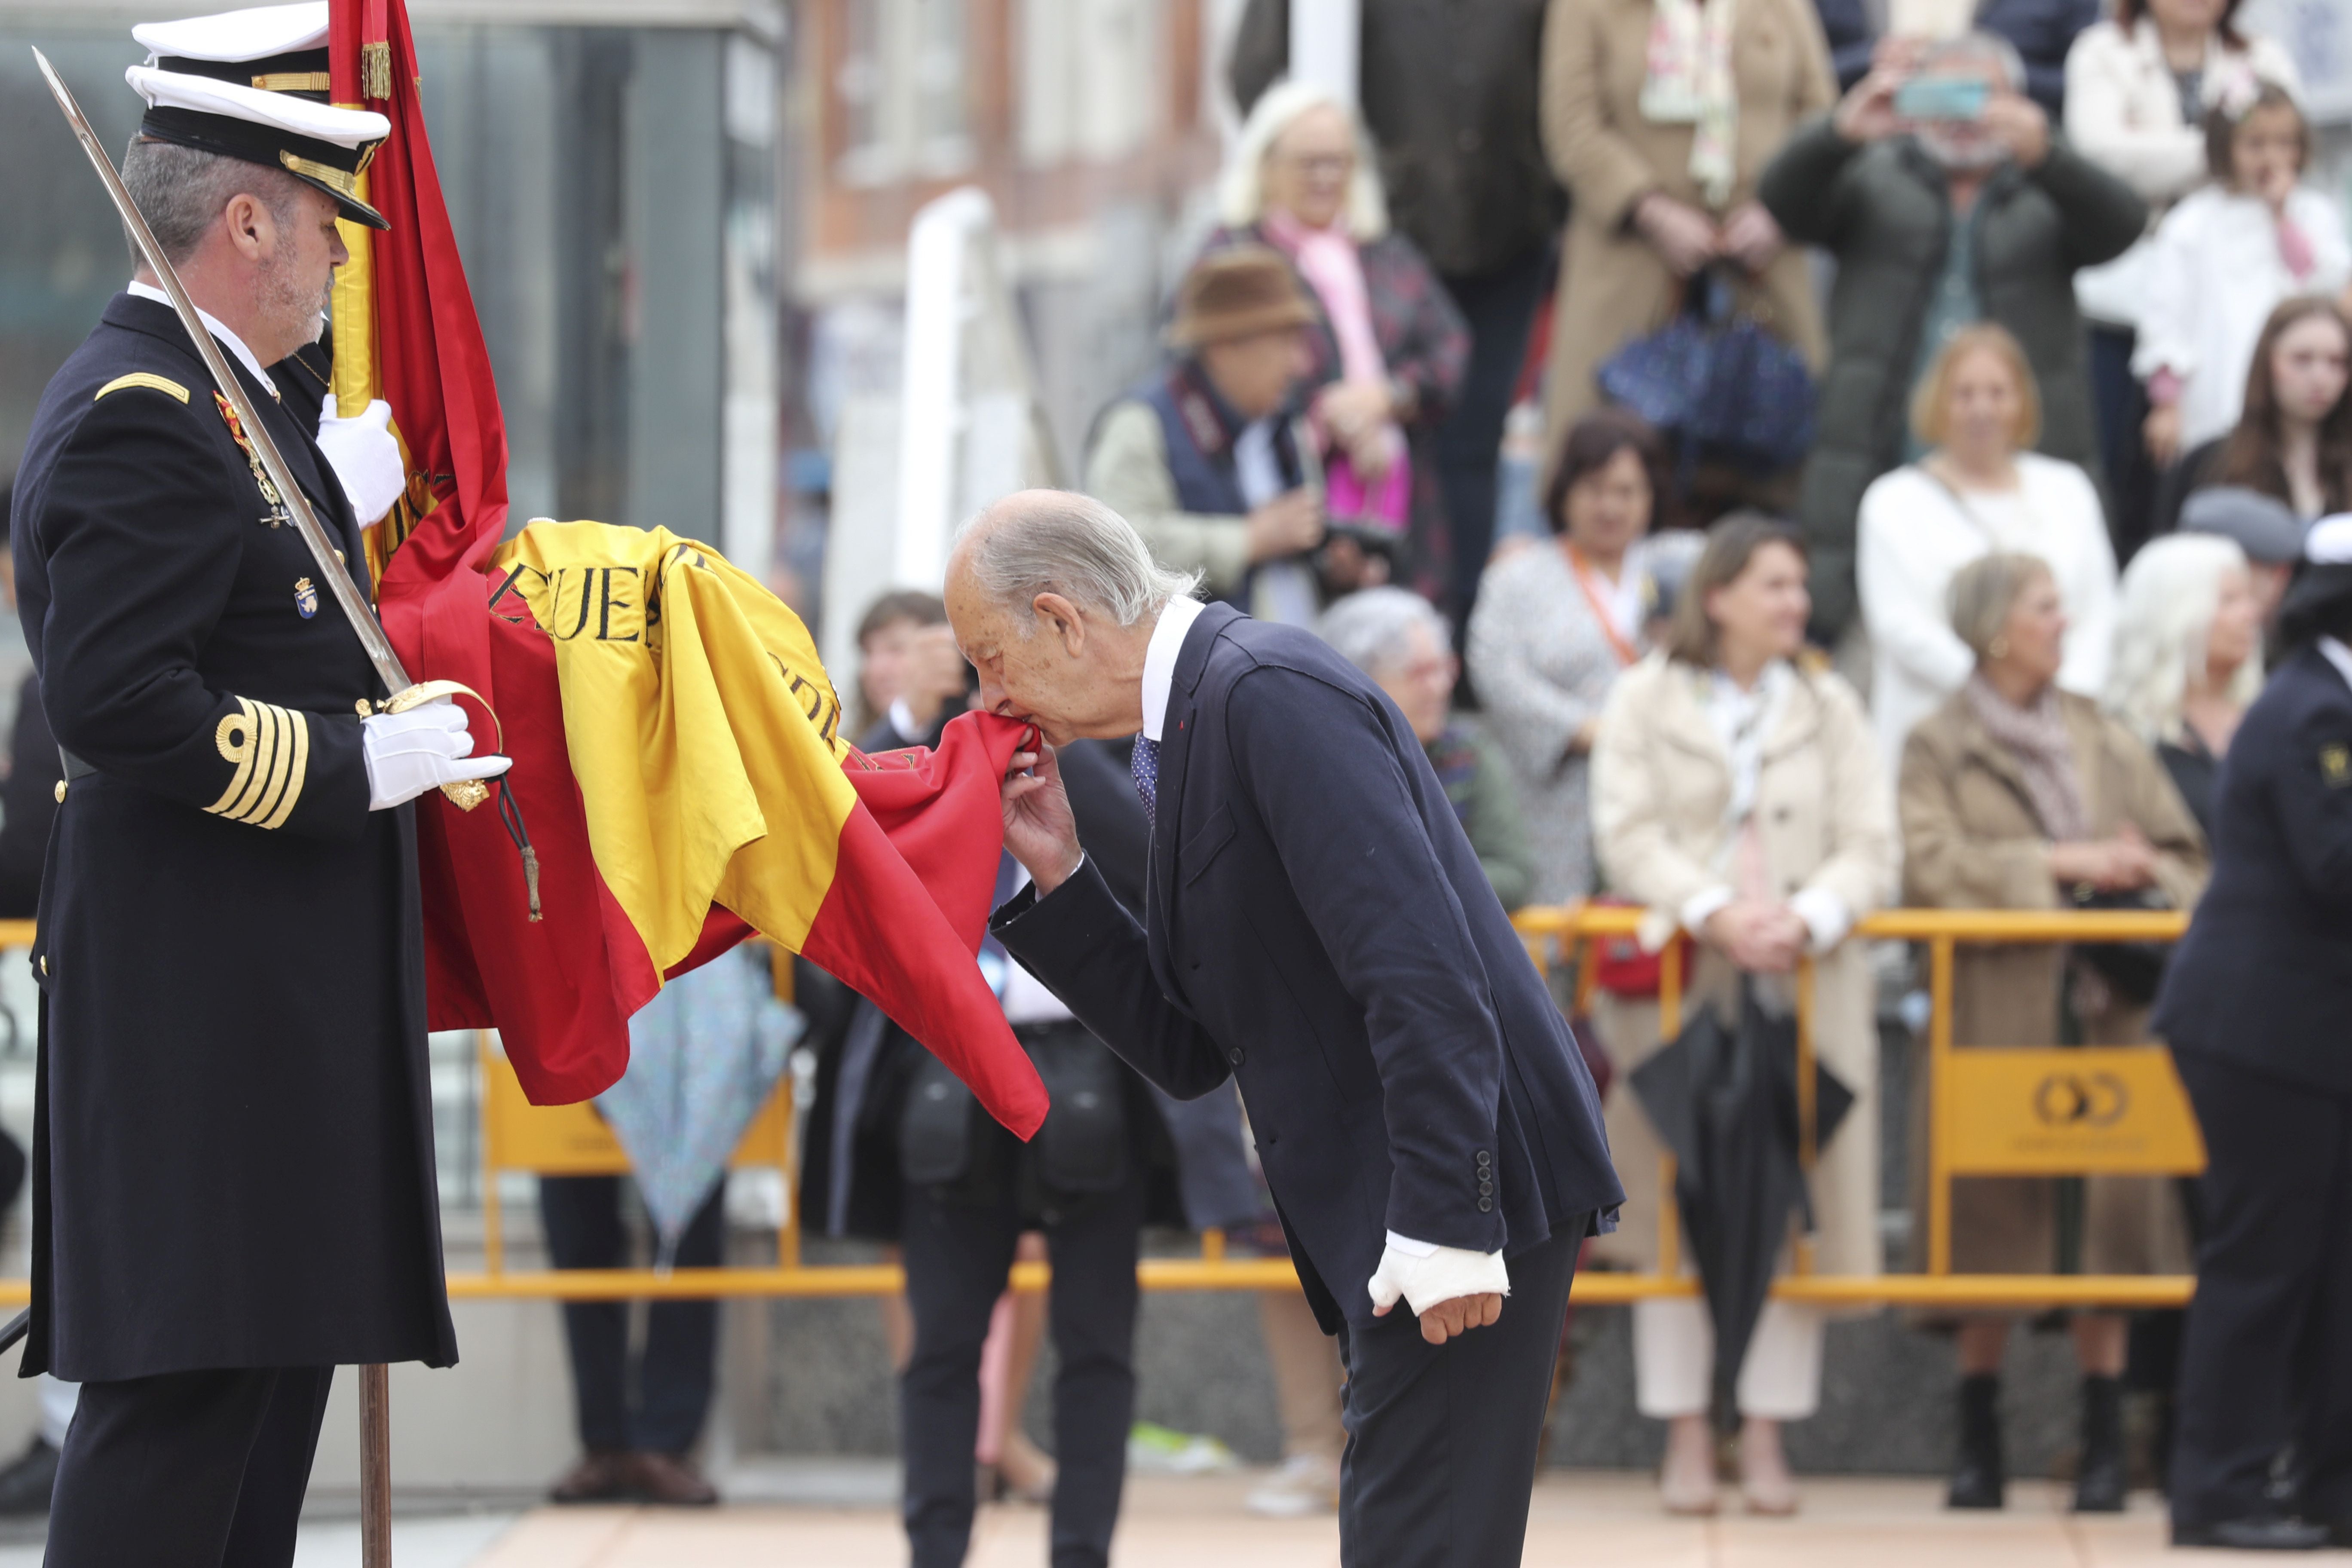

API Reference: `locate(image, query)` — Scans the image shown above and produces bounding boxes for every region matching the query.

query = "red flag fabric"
[328,0,1044,1130]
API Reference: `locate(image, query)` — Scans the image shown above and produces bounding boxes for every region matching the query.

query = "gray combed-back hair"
[955,490,1202,634]
[120,137,309,266]
[1316,586,1449,679]
[1921,30,2028,91]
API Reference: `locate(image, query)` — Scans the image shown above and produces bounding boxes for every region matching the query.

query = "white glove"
[1366,1234,1511,1317]
[315,394,407,527]
[362,697,511,810]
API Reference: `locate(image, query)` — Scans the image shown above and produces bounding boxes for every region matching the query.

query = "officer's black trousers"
[539,1174,725,1455]
[2172,1051,2352,1528]
[44,1364,332,1568]
[898,1136,1148,1568]
[1332,1225,1580,1568]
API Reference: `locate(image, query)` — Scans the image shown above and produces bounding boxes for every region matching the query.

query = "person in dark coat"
[1758,31,2147,636]
[0,490,67,1516]
[949,490,1621,1568]
[8,23,506,1556]
[1230,0,1562,630]
[2151,514,2352,1552]
[797,692,1256,1565]
[1812,0,2098,115]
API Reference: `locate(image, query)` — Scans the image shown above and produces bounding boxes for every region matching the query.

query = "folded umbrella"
[594,944,802,1262]
[1630,980,1855,1427]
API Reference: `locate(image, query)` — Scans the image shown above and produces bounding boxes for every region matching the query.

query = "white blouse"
[1856,454,2119,778]
[2133,184,2352,452]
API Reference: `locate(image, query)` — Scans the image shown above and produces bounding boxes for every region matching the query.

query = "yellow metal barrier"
[0,910,2203,1309]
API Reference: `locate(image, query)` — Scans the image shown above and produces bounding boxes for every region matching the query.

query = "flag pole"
[360,1363,393,1566]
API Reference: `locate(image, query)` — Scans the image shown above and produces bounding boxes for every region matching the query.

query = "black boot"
[1948,1374,2004,1510]
[2074,1375,2128,1513]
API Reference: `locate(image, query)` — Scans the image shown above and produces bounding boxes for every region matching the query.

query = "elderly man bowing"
[949,491,1620,1566]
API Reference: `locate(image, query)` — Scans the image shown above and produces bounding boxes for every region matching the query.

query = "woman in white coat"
[1591,515,1895,1517]
[2135,84,2349,465]
[2063,0,2298,545]
[1857,326,2119,776]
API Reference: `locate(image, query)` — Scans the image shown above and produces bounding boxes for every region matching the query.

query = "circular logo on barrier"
[2034,1072,2129,1127]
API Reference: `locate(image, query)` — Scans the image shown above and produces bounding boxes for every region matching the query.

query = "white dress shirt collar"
[125,282,278,400]
[2321,637,2352,692]
[1139,594,1206,744]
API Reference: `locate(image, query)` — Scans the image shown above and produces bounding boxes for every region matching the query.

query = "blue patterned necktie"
[1131,735,1161,831]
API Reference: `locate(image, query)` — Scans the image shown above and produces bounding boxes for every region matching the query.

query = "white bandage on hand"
[1365,1234,1511,1317]
[361,697,511,810]
[315,394,407,527]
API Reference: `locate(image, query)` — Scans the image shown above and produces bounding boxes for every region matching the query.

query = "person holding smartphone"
[1758,30,2147,639]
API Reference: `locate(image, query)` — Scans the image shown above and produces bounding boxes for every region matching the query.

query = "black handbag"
[897,1053,977,1188]
[2067,885,2172,1006]
[1024,1027,1130,1197]
[1596,265,1818,480]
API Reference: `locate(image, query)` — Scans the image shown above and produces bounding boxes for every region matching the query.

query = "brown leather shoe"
[548,1451,632,1504]
[626,1450,720,1507]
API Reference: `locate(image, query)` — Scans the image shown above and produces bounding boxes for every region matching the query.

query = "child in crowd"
[2137,83,2350,469]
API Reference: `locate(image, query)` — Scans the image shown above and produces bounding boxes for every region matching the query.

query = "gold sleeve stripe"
[95,372,190,404]
[204,697,312,828]
[206,699,258,814]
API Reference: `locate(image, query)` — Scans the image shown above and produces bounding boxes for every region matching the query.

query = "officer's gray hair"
[1316,587,1450,679]
[954,490,1202,636]
[1921,30,2028,92]
[121,137,310,267]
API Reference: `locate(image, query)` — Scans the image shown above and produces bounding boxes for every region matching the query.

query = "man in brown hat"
[1084,247,1335,622]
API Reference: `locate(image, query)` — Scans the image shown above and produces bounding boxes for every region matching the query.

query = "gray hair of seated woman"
[2105,533,2263,745]
[1316,586,1451,679]
[1946,550,2056,661]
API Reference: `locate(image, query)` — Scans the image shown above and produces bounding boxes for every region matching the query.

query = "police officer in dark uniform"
[9,7,506,1559]
[2153,513,2352,1552]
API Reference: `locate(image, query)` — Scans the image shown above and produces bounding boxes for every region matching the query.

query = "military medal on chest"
[294,577,318,619]
[214,391,291,528]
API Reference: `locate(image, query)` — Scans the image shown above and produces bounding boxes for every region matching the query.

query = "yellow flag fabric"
[492,521,852,973]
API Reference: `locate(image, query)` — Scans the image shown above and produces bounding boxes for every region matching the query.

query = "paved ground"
[49,1470,2311,1567]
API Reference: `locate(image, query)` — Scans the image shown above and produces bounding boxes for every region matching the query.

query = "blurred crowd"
[805,0,2352,1558]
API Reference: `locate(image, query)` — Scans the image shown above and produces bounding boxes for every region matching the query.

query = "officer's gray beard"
[256,251,331,350]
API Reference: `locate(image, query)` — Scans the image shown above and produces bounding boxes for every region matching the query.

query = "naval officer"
[2154,514,2352,1552]
[9,7,508,1559]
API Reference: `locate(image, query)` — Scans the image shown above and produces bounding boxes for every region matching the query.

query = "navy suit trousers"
[1336,1227,1581,1567]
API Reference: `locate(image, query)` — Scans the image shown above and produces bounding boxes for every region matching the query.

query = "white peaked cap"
[2308,514,2352,566]
[133,3,328,64]
[126,65,388,149]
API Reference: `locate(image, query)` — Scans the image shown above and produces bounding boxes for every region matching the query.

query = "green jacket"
[1427,723,1536,912]
[1759,116,2146,635]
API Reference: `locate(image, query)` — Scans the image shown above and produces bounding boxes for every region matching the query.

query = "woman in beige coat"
[1592,515,1893,1516]
[1540,0,1835,492]
[1899,551,2207,1516]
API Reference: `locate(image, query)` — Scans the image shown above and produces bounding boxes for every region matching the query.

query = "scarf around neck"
[1964,674,2087,842]
[1641,0,1741,208]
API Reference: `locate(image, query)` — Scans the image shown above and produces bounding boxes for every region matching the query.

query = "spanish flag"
[325,0,1046,1135]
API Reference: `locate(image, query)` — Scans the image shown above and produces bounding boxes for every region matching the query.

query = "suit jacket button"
[1478,1179,1494,1196]
[1477,1197,1493,1213]
[1476,1149,1491,1167]
[52,780,65,804]
[1228,1047,1245,1066]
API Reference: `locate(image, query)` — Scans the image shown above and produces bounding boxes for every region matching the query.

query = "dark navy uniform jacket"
[9,293,455,1380]
[994,602,1621,1332]
[2155,643,2352,1095]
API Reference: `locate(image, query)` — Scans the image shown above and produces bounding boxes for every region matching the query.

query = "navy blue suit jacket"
[2155,646,2352,1094]
[992,603,1621,1330]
